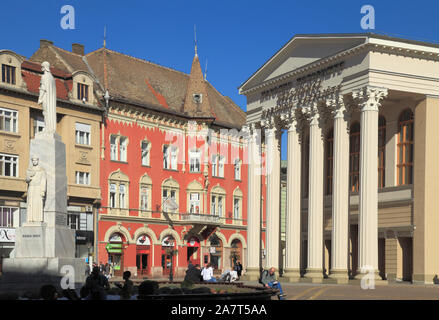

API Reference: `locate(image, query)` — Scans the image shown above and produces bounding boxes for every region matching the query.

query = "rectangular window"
[109,183,116,208]
[190,193,200,214]
[141,141,150,166]
[119,137,127,162]
[2,64,16,85]
[140,186,148,210]
[75,171,90,185]
[33,116,45,136]
[234,159,241,180]
[163,145,177,170]
[218,196,223,217]
[233,198,240,220]
[0,153,18,177]
[0,206,17,227]
[211,196,216,215]
[0,107,18,133]
[119,184,126,208]
[218,156,225,178]
[75,122,91,145]
[110,136,118,161]
[212,155,218,177]
[77,83,89,102]
[67,213,79,230]
[189,150,201,173]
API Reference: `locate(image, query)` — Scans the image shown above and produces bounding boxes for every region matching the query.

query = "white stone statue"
[38,61,57,133]
[26,156,47,222]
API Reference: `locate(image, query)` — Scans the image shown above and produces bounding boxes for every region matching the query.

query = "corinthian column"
[353,86,388,280]
[329,97,350,283]
[304,106,324,282]
[264,120,281,271]
[242,124,261,281]
[283,112,302,282]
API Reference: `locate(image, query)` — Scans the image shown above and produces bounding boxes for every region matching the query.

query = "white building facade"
[240,33,439,284]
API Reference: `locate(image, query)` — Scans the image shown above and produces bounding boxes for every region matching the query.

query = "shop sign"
[209,246,216,254]
[106,243,122,250]
[109,233,122,242]
[0,228,15,243]
[187,237,199,247]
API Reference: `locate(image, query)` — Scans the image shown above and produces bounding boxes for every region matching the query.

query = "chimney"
[40,39,54,48]
[72,43,85,55]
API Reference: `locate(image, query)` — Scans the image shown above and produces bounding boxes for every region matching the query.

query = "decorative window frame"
[210,185,226,217]
[232,187,243,225]
[0,51,25,89]
[71,71,95,105]
[108,169,130,216]
[186,180,204,214]
[139,173,152,217]
[109,133,129,162]
[161,177,180,214]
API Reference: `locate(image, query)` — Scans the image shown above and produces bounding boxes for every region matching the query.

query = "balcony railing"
[180,213,221,225]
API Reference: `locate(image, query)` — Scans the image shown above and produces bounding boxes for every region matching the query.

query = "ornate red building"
[91,46,256,278]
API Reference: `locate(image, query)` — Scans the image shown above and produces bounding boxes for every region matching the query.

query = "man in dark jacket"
[184,264,201,284]
[85,266,110,300]
[261,267,286,300]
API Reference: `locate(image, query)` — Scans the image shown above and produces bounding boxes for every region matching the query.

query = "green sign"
[106,243,122,250]
[107,248,122,254]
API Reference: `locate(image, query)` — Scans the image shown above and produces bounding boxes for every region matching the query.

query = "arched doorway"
[230,239,242,269]
[209,234,222,273]
[161,235,176,275]
[106,233,125,277]
[187,236,200,266]
[136,234,151,276]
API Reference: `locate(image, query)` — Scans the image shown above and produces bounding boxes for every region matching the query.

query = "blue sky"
[1,0,437,159]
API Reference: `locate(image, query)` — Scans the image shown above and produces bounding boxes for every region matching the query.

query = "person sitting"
[115,271,134,300]
[201,263,217,282]
[40,284,58,300]
[184,263,202,284]
[261,267,286,300]
[137,280,159,299]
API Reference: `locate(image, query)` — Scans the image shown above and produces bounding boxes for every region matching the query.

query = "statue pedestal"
[1,133,85,293]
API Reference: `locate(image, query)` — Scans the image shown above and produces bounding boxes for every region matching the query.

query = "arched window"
[211,185,226,217]
[162,178,180,213]
[326,128,334,195]
[378,116,386,189]
[139,174,152,217]
[349,122,360,192]
[397,109,414,185]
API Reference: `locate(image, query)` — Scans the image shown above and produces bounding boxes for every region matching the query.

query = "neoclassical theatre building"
[240,33,439,284]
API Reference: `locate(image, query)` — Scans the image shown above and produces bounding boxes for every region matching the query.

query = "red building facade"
[93,48,257,278]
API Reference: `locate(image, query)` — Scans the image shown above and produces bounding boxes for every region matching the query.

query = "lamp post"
[166,247,178,282]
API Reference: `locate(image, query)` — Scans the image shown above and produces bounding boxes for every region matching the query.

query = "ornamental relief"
[76,151,91,165]
[0,138,18,153]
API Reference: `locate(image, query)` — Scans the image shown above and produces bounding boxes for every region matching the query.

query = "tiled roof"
[21,61,72,100]
[30,43,245,128]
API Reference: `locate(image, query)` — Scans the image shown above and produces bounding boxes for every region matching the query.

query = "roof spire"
[194,24,198,56]
[103,25,107,48]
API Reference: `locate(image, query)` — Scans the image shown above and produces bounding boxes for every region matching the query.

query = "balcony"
[180,213,221,226]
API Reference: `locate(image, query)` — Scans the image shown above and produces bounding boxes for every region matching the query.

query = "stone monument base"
[0,257,85,296]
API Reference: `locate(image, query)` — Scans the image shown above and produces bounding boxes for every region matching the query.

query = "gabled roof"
[238,32,439,94]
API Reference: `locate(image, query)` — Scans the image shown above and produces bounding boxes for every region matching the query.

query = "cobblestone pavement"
[241,281,439,300]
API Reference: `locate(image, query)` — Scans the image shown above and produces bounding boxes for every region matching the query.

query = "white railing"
[180,213,221,224]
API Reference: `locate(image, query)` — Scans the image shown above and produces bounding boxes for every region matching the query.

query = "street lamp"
[165,247,178,282]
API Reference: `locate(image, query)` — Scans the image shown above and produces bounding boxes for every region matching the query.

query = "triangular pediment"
[239,34,368,92]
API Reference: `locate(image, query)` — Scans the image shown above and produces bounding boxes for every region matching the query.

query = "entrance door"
[136,253,149,276]
[161,249,174,275]
[187,237,200,266]
[110,253,123,277]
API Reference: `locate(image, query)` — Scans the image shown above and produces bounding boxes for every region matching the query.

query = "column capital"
[352,86,388,112]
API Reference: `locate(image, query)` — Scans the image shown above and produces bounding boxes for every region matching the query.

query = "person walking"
[201,263,217,282]
[261,267,286,300]
[234,260,243,279]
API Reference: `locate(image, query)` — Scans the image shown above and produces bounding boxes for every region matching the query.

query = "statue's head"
[41,61,50,73]
[31,155,39,166]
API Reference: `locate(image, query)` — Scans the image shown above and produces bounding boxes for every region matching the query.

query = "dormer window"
[77,83,89,102]
[1,64,16,85]
[193,93,202,104]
